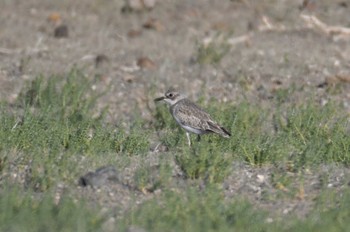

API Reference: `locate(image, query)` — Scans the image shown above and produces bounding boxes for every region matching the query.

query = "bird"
[154,88,231,146]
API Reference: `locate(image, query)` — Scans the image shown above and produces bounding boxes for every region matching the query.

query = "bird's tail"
[207,121,231,138]
[220,126,231,138]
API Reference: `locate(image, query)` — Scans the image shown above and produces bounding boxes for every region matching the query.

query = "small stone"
[95,54,109,68]
[339,1,348,8]
[47,12,61,25]
[143,18,164,31]
[272,79,282,85]
[54,25,68,38]
[256,174,265,183]
[123,74,136,83]
[137,57,156,70]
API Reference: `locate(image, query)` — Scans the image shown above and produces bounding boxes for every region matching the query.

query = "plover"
[154,88,231,146]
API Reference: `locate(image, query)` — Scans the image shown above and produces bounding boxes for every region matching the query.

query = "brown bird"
[154,88,231,146]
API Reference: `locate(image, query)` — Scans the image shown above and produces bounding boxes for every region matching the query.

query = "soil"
[1,0,350,227]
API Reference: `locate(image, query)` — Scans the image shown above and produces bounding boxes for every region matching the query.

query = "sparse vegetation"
[0,187,103,232]
[0,71,150,191]
[0,71,349,231]
[118,186,269,232]
[118,186,350,232]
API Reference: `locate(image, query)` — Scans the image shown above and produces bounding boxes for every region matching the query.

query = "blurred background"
[0,0,349,123]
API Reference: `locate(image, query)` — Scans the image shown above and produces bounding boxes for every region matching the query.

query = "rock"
[79,166,120,188]
[256,174,265,183]
[95,54,109,68]
[136,57,156,70]
[54,24,68,38]
[143,18,164,31]
[47,12,62,25]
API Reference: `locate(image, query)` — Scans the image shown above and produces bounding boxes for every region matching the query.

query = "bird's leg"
[186,132,191,146]
[197,135,201,142]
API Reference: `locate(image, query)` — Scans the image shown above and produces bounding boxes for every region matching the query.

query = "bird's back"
[170,98,231,137]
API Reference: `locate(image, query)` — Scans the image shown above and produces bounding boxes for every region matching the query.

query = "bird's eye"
[168,93,173,98]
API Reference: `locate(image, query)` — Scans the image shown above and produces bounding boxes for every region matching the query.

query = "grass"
[195,34,231,65]
[0,70,349,231]
[118,186,269,232]
[285,190,350,232]
[133,162,173,192]
[118,185,350,232]
[174,143,231,182]
[0,187,103,232]
[0,69,150,191]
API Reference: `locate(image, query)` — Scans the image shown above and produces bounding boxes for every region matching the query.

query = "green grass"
[118,186,269,232]
[133,162,173,192]
[0,69,350,231]
[285,190,350,232]
[118,186,350,232]
[0,187,103,232]
[174,144,231,183]
[0,70,150,190]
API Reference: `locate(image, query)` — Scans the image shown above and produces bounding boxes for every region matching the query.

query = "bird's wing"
[174,99,231,137]
[173,99,213,130]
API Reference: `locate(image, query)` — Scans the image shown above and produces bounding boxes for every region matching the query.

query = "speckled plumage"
[154,88,231,146]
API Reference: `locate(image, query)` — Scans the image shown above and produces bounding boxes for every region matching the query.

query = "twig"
[300,14,350,35]
[227,34,251,46]
[207,13,350,49]
[261,15,273,30]
[258,15,286,32]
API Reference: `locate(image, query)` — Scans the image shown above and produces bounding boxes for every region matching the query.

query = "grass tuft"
[175,144,231,183]
[195,34,231,65]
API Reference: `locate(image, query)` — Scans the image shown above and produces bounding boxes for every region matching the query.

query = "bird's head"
[154,87,184,106]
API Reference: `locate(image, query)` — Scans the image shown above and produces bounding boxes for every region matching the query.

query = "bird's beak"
[154,96,165,102]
